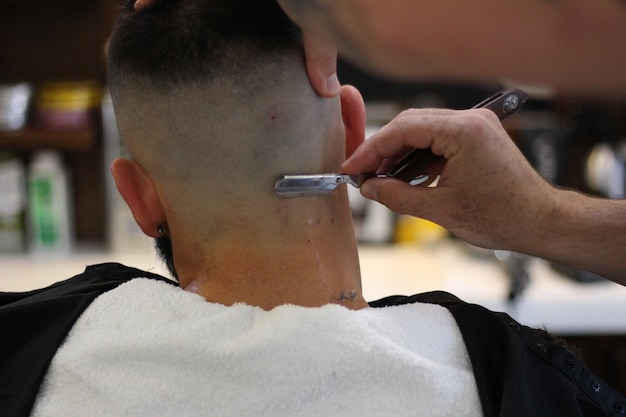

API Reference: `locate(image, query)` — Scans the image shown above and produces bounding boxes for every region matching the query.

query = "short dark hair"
[107,0,304,279]
[155,235,178,280]
[107,0,303,89]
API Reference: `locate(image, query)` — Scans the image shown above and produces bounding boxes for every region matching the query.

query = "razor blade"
[275,87,528,198]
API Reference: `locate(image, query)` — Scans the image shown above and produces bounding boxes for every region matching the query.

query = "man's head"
[106,0,365,280]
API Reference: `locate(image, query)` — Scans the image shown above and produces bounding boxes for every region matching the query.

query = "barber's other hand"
[276,0,340,97]
[342,108,555,252]
[301,34,340,98]
[134,0,150,10]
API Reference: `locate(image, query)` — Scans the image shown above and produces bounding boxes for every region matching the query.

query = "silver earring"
[157,225,166,235]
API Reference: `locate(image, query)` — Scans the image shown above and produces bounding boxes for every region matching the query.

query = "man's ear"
[340,85,366,159]
[110,158,166,238]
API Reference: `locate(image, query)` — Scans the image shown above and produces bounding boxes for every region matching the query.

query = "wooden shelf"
[0,0,115,245]
[0,126,97,151]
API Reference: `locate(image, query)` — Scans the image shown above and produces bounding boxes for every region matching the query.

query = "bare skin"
[276,0,626,283]
[111,81,371,310]
[342,108,626,283]
[276,0,626,98]
[132,0,626,283]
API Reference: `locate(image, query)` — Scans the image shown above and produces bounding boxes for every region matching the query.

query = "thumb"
[360,178,437,219]
[359,177,382,202]
[303,34,340,98]
[134,0,151,10]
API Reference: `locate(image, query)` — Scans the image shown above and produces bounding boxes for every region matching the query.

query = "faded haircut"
[107,0,304,279]
[107,0,303,89]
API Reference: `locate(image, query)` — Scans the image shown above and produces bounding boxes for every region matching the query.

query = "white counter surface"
[2,241,625,335]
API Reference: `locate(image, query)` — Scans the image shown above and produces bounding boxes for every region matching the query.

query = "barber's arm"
[277,0,626,97]
[134,0,625,96]
[342,108,626,285]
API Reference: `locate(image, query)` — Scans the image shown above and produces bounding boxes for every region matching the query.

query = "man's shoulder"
[369,290,464,308]
[371,291,625,417]
[0,262,174,417]
[1,262,172,304]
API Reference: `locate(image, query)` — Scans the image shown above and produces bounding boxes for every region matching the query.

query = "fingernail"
[326,73,340,96]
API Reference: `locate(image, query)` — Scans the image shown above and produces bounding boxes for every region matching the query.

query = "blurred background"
[1,0,624,391]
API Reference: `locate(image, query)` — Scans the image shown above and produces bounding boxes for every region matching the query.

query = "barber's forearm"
[522,189,626,284]
[276,0,543,83]
[278,0,626,97]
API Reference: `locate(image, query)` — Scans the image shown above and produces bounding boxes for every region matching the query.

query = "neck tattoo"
[335,290,358,303]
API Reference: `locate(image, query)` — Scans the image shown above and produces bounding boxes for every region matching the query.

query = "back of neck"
[174,194,367,310]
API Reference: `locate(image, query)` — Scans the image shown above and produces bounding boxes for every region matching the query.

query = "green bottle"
[27,151,72,253]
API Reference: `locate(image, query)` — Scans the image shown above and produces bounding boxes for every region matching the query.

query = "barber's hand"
[342,108,555,251]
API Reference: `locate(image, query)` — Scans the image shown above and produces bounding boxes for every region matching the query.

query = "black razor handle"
[386,88,528,183]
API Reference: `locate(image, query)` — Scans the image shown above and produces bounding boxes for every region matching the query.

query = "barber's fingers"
[134,0,151,10]
[342,108,500,174]
[342,108,457,173]
[303,34,340,98]
[359,177,443,220]
[359,174,510,250]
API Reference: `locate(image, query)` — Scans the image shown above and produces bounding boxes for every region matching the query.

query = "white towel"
[33,278,482,417]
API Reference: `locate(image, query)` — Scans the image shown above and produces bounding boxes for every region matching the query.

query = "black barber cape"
[1,263,624,417]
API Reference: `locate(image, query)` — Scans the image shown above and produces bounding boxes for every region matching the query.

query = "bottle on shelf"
[0,152,27,253]
[0,83,32,132]
[27,150,73,254]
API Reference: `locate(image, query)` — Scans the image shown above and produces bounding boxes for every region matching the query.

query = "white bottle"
[27,150,73,254]
[0,153,27,253]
